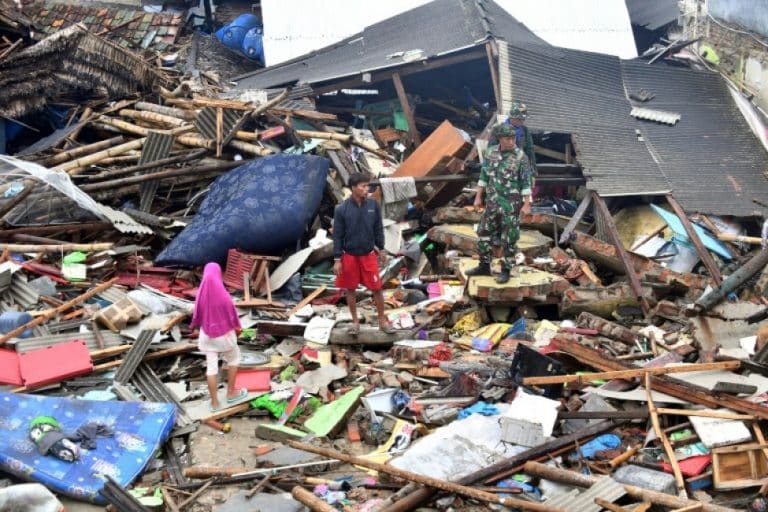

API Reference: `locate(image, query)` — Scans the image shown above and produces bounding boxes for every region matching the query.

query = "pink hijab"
[190,262,241,338]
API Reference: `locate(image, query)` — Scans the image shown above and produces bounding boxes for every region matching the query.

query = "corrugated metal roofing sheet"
[622,60,768,217]
[235,0,548,90]
[630,106,681,125]
[499,37,768,215]
[499,40,672,197]
[8,331,125,353]
[546,477,626,511]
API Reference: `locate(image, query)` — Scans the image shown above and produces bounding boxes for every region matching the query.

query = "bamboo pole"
[286,441,565,512]
[53,137,146,174]
[0,243,113,252]
[0,278,118,345]
[62,106,94,148]
[86,149,208,181]
[119,108,188,127]
[291,486,337,512]
[40,136,124,166]
[80,160,244,191]
[523,462,737,512]
[655,408,753,421]
[135,101,197,121]
[522,361,740,386]
[228,139,272,156]
[717,233,763,245]
[233,130,260,141]
[645,373,687,498]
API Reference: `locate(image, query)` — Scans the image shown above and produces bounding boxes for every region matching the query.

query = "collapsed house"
[0,0,767,510]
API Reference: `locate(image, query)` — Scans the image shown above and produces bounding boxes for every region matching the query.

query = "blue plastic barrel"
[215,13,261,50]
[0,311,34,338]
[242,26,265,64]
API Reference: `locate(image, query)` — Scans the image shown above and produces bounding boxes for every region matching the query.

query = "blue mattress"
[156,154,329,267]
[0,392,175,504]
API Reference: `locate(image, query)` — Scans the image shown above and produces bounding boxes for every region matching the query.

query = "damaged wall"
[681,0,768,113]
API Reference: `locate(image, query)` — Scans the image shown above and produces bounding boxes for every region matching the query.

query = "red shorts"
[336,252,382,291]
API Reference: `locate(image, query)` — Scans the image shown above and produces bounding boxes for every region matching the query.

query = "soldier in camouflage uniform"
[507,101,537,177]
[465,123,533,283]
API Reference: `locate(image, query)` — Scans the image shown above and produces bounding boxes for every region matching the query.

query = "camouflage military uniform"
[476,125,533,268]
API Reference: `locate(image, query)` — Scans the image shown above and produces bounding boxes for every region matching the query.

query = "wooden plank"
[287,285,327,317]
[485,41,501,109]
[666,195,722,285]
[553,335,768,420]
[522,361,740,385]
[534,144,567,162]
[645,374,687,498]
[592,192,649,315]
[559,194,592,245]
[656,408,753,421]
[392,72,422,147]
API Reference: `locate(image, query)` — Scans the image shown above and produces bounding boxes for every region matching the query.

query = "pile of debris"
[0,2,768,512]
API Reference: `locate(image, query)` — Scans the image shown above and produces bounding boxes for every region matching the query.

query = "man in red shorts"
[332,173,393,335]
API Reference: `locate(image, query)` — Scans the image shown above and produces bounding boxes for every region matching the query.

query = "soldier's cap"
[508,101,527,119]
[492,123,516,138]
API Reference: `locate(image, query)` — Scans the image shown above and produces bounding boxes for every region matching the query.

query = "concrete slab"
[457,258,570,303]
[428,224,553,258]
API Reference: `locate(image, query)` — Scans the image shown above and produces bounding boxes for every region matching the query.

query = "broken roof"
[31,1,183,51]
[500,35,768,217]
[235,0,549,90]
[0,23,166,119]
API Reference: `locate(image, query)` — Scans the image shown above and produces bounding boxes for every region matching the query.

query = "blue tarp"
[0,392,175,504]
[650,204,733,260]
[156,154,329,267]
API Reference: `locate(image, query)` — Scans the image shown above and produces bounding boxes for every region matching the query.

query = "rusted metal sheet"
[458,258,570,303]
[428,224,553,259]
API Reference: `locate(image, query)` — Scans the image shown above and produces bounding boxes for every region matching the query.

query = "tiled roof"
[30,1,182,51]
[235,0,549,90]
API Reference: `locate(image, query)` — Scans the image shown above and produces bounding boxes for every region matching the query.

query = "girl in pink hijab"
[190,262,245,410]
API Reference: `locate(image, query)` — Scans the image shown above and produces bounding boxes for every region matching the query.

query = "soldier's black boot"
[465,258,491,276]
[496,265,511,284]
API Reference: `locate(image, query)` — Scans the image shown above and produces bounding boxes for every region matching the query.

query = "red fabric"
[336,252,382,291]
[661,455,712,477]
[189,262,241,338]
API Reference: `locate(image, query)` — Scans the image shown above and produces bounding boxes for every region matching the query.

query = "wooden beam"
[655,408,753,421]
[286,441,565,512]
[0,279,118,345]
[555,335,768,420]
[534,144,567,162]
[523,361,740,386]
[391,72,421,147]
[485,40,501,110]
[592,192,650,315]
[646,373,687,498]
[666,194,722,285]
[311,47,487,95]
[559,194,592,245]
